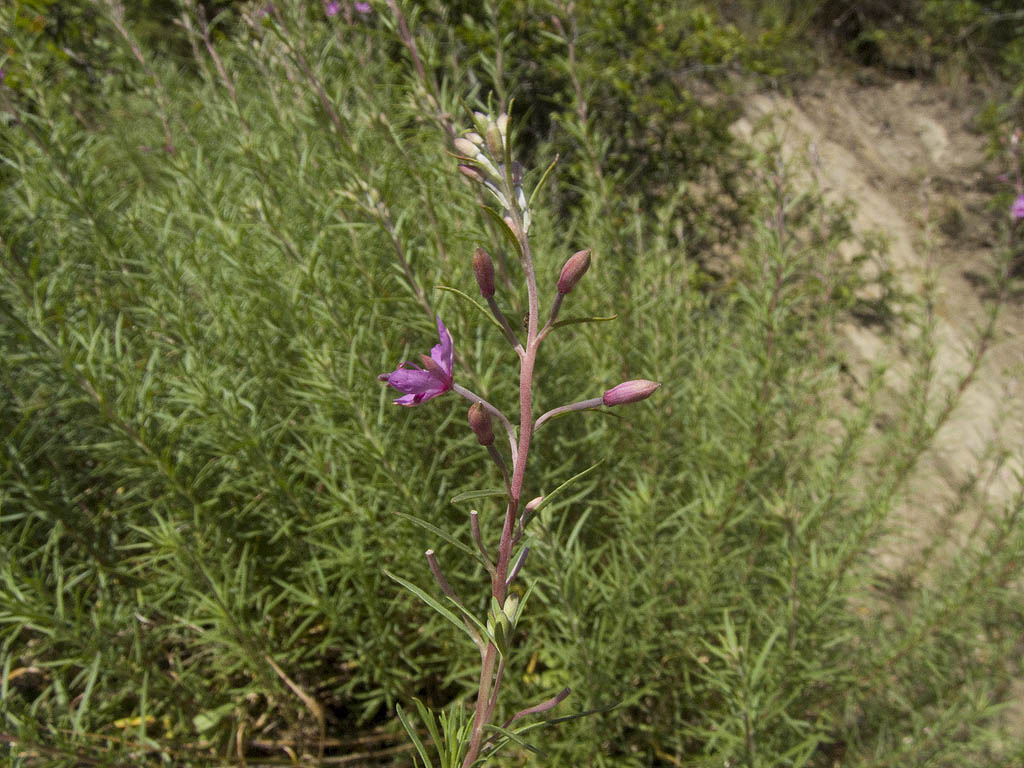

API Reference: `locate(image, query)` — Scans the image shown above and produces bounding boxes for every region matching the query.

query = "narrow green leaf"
[450,488,507,505]
[532,461,604,516]
[482,722,543,756]
[412,698,444,758]
[547,700,619,725]
[434,285,504,335]
[72,652,101,734]
[384,570,479,647]
[527,154,560,212]
[480,205,522,258]
[551,314,617,330]
[394,511,483,565]
[750,626,782,687]
[443,594,492,648]
[397,703,435,768]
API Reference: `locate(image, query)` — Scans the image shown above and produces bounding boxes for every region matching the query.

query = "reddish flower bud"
[602,380,661,407]
[468,402,495,446]
[557,249,592,294]
[473,247,495,297]
[458,164,485,183]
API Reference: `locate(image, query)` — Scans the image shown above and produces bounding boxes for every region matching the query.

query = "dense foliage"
[1,1,1022,766]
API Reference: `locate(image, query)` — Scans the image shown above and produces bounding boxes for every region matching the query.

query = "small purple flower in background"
[354,1,372,13]
[379,318,454,406]
[1012,195,1024,220]
[325,0,340,16]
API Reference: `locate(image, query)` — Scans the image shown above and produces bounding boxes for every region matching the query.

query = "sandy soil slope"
[735,69,1024,731]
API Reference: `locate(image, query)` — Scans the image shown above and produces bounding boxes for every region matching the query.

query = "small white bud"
[454,137,479,158]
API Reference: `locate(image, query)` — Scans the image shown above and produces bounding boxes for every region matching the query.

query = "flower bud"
[525,496,543,512]
[454,137,479,158]
[497,113,509,138]
[473,247,495,297]
[458,164,485,183]
[509,161,523,186]
[516,186,527,213]
[486,121,504,158]
[465,131,484,147]
[502,593,520,624]
[602,380,661,407]
[556,249,592,294]
[468,402,494,446]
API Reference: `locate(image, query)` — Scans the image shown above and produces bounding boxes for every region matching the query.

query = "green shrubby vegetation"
[1,1,1022,766]
[813,0,1024,131]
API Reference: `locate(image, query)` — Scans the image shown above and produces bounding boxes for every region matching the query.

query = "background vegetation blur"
[1,0,1022,765]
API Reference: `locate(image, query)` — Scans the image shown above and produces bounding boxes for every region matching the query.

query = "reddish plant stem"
[461,176,540,768]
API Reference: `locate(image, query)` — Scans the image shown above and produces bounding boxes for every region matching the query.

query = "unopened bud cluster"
[453,111,531,234]
[456,113,661,453]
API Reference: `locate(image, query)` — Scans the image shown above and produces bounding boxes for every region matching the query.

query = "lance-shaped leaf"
[384,570,489,650]
[396,703,436,768]
[451,487,507,505]
[480,205,522,258]
[550,313,617,330]
[393,511,485,567]
[528,154,560,211]
[525,460,604,520]
[435,285,505,335]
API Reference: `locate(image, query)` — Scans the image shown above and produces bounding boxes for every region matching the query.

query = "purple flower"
[354,1,372,13]
[1012,195,1024,220]
[379,318,454,406]
[325,0,340,16]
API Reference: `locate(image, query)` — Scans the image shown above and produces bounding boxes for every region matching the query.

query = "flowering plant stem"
[380,109,659,766]
[461,174,539,767]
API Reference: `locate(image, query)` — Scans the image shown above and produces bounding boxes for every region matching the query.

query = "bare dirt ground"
[735,68,1024,732]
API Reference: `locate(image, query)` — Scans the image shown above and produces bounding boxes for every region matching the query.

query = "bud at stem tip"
[602,380,661,407]
[458,164,485,183]
[473,247,495,297]
[468,402,495,446]
[557,249,592,294]
[486,121,504,158]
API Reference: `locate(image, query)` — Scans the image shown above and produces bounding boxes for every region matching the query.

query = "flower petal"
[431,317,454,378]
[385,365,442,395]
[394,391,428,406]
[377,318,455,406]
